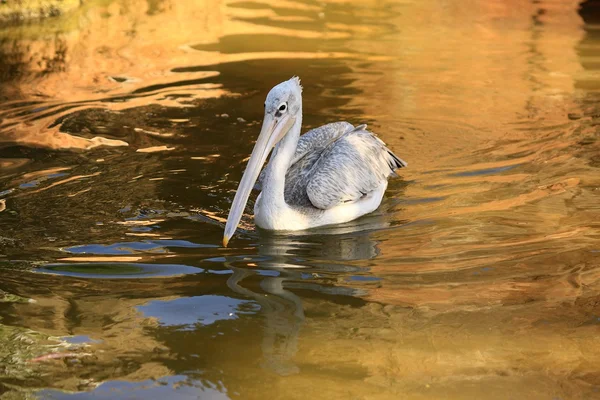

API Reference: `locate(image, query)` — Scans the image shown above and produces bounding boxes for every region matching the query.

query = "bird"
[222,77,407,247]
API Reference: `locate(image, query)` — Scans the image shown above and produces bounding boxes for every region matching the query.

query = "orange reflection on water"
[1,0,600,399]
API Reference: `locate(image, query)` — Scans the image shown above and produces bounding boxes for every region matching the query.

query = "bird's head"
[264,76,303,118]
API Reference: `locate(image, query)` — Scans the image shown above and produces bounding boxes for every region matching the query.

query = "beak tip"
[222,236,230,248]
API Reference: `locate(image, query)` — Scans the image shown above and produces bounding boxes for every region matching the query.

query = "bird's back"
[283,122,406,210]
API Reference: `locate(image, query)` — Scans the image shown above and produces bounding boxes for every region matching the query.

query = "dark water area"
[1,0,600,399]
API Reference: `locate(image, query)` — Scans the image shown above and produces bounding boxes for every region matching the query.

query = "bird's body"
[253,122,405,230]
[223,77,407,246]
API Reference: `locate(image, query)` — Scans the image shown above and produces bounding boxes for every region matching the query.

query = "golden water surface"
[1,0,600,399]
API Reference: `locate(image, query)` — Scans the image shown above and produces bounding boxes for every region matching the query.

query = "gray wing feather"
[282,122,355,207]
[305,126,405,209]
[292,121,354,163]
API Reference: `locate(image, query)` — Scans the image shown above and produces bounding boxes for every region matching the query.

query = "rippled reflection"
[1,0,600,398]
[227,265,304,376]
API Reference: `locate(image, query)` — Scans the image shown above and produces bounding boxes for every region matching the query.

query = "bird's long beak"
[223,113,295,247]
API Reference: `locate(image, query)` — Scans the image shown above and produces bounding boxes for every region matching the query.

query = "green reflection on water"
[43,263,145,275]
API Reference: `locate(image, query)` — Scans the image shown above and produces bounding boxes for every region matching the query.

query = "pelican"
[222,77,407,246]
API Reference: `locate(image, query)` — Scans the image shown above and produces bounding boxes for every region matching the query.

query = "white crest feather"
[290,76,303,92]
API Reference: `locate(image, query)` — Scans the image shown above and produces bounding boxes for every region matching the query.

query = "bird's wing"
[291,121,355,163]
[304,125,407,210]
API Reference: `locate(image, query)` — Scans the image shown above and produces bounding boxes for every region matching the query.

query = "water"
[1,0,600,398]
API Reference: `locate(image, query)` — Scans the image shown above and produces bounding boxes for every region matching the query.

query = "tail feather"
[388,150,407,169]
[349,123,407,171]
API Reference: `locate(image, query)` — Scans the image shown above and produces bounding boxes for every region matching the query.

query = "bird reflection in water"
[227,264,304,376]
[225,225,384,376]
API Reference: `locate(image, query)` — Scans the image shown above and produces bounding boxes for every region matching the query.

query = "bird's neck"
[262,110,302,205]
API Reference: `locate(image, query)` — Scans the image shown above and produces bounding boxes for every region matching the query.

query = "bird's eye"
[263,103,266,108]
[279,103,287,112]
